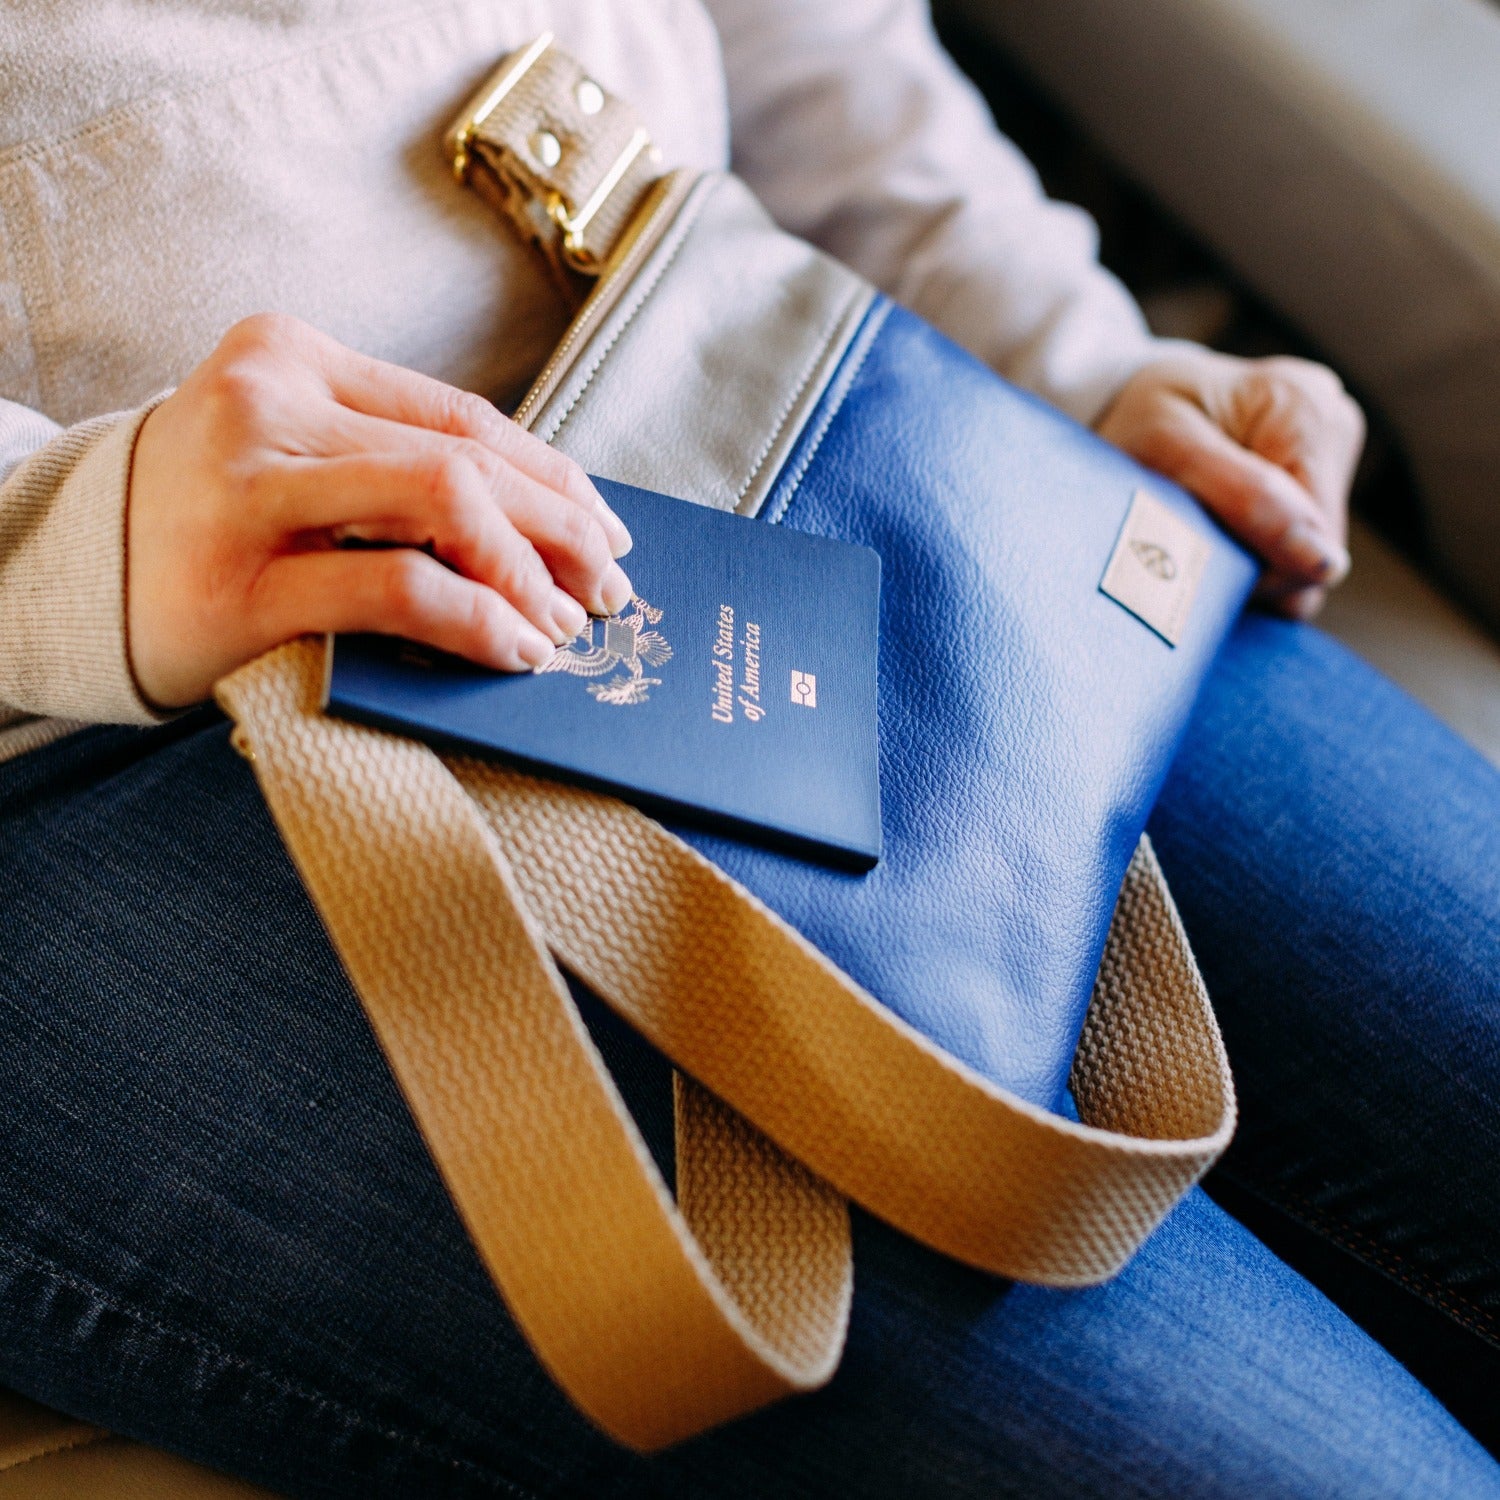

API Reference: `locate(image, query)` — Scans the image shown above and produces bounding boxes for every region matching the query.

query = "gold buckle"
[444,32,554,186]
[544,126,652,272]
[444,34,659,278]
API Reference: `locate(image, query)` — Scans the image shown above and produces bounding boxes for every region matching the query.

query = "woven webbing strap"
[215,640,1235,1450]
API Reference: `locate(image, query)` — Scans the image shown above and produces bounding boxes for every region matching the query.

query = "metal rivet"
[576,78,604,116]
[531,129,562,168]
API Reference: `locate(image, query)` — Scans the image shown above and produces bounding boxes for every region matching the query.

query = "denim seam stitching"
[1222,1168,1500,1349]
[0,1239,539,1497]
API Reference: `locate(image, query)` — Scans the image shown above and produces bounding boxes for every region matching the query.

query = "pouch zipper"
[513,169,700,432]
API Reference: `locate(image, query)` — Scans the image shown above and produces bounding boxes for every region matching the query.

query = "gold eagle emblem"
[536,595,673,706]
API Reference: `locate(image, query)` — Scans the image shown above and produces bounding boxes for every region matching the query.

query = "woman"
[1,1,1496,1495]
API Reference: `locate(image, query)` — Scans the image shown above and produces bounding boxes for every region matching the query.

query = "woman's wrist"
[125,315,634,710]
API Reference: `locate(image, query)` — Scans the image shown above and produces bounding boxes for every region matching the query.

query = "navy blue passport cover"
[325,478,883,869]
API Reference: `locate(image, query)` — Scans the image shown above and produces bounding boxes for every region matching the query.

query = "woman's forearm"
[704,0,1161,425]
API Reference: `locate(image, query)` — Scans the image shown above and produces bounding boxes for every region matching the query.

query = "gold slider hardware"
[445,33,663,282]
[445,30,555,184]
[547,126,654,272]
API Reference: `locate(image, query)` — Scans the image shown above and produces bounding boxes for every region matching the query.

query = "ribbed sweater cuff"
[0,397,171,724]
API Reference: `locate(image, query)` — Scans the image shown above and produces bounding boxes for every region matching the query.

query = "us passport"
[325,478,883,869]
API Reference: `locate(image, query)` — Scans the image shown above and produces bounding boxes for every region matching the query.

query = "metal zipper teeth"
[513,170,699,433]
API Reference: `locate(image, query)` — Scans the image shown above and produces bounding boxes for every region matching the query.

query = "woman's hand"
[127,313,634,709]
[1097,347,1365,619]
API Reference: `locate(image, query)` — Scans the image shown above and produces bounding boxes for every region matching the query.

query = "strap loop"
[445,34,664,287]
[215,640,1235,1448]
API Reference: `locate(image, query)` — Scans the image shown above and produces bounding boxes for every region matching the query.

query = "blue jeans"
[0,615,1496,1498]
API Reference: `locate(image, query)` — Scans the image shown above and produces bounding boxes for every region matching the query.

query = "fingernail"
[1285,524,1350,585]
[1322,544,1352,586]
[550,587,588,640]
[594,495,633,558]
[601,561,633,616]
[517,623,555,669]
[1286,589,1325,621]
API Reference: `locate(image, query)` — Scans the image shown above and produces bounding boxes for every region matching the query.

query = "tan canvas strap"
[216,641,1234,1450]
[217,642,851,1450]
[445,33,663,289]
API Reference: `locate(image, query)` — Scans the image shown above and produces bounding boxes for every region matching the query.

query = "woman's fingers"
[251,549,559,672]
[1274,585,1330,621]
[274,454,570,644]
[1134,395,1351,588]
[1098,350,1364,625]
[126,313,636,709]
[311,337,633,557]
[313,408,632,608]
[1249,358,1365,518]
[1253,567,1332,618]
[482,462,634,612]
[273,446,632,630]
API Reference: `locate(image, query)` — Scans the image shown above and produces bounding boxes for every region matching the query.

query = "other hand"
[127,313,633,709]
[1097,347,1365,619]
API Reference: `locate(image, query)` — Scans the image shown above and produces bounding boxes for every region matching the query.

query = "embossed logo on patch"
[535,594,673,705]
[1100,490,1210,647]
[1128,539,1178,581]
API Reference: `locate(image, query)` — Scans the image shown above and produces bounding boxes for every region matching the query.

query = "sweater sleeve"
[0,396,168,725]
[701,0,1162,425]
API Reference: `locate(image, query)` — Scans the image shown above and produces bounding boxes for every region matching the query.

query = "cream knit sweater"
[0,0,1162,756]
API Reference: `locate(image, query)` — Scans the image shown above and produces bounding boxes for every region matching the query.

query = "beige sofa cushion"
[943,0,1500,631]
[0,1391,277,1498]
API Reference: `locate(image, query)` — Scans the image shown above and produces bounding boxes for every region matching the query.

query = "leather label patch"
[1099,489,1210,647]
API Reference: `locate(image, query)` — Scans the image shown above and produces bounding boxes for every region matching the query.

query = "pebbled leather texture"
[669,298,1258,1112]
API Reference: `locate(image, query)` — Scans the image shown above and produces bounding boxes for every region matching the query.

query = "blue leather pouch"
[208,156,1259,1448]
[676,299,1257,1112]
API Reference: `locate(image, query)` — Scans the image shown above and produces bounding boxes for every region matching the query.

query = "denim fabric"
[0,615,1497,1498]
[1149,612,1500,1454]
